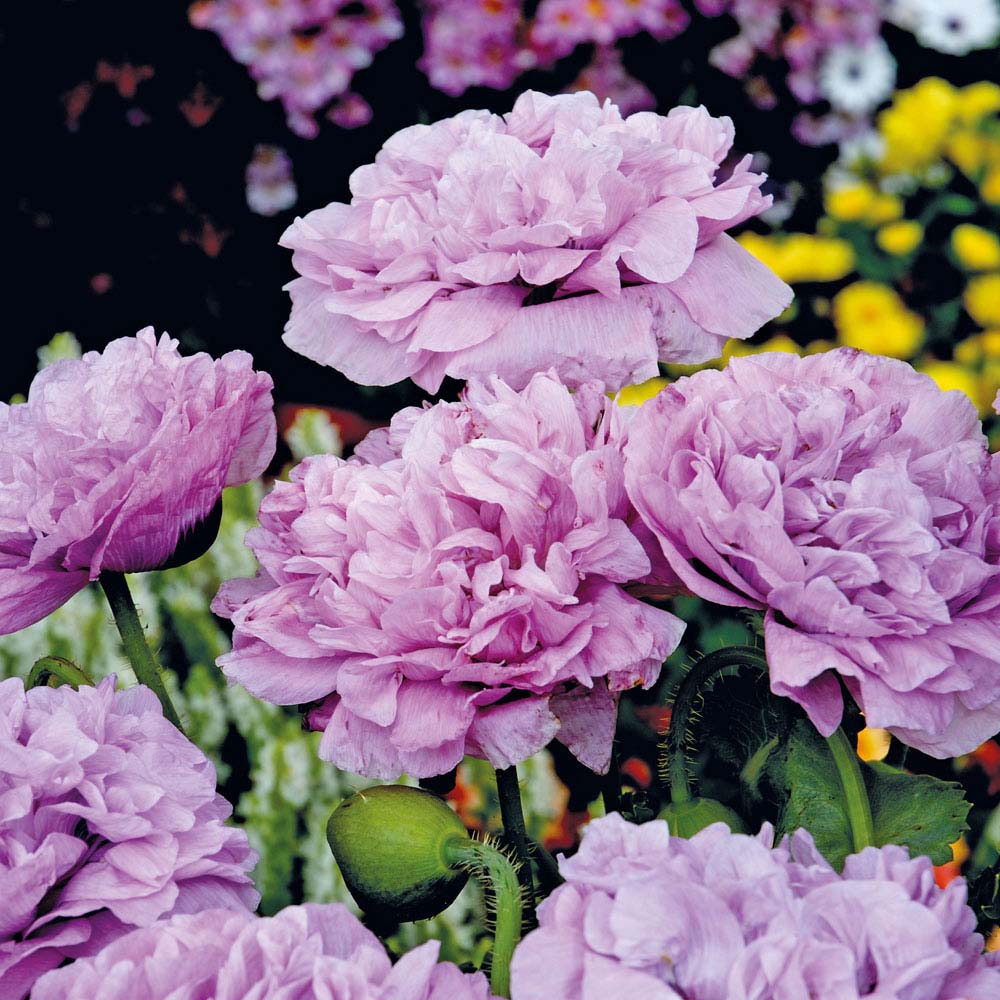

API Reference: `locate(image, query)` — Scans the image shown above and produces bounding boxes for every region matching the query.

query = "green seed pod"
[326,785,470,921]
[658,797,748,838]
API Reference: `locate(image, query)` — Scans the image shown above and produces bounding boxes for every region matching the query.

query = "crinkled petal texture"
[624,348,1000,758]
[214,371,684,779]
[281,89,791,392]
[33,903,496,1000]
[510,813,1000,1000]
[0,328,276,634]
[0,676,259,1000]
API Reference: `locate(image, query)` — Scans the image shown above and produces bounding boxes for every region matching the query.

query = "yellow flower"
[965,274,1000,327]
[955,334,984,366]
[868,193,904,224]
[738,232,854,283]
[823,183,902,226]
[919,359,988,414]
[982,167,1000,206]
[982,361,1000,412]
[957,82,1000,123]
[878,78,958,176]
[988,925,1000,953]
[617,377,667,407]
[856,728,890,762]
[948,130,993,176]
[833,282,924,358]
[956,332,1000,364]
[824,182,875,221]
[757,335,800,354]
[805,339,835,355]
[953,225,1000,271]
[876,220,923,256]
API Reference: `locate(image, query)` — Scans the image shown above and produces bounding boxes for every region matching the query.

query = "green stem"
[26,656,93,690]
[99,571,183,731]
[444,837,522,998]
[664,645,768,805]
[602,745,623,815]
[826,726,875,853]
[528,838,564,893]
[494,766,535,917]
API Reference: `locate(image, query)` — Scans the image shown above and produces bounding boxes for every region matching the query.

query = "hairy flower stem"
[443,837,523,998]
[26,655,93,690]
[664,645,769,804]
[826,726,875,852]
[494,766,536,918]
[100,571,183,731]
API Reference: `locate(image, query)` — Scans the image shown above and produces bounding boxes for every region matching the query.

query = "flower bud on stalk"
[327,785,523,997]
[326,785,469,921]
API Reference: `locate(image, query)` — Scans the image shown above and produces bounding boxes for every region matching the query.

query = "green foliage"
[36,331,82,368]
[659,797,747,836]
[284,407,343,461]
[768,721,970,868]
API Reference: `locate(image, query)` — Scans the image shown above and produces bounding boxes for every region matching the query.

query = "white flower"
[879,0,923,30]
[818,38,897,115]
[912,0,1000,54]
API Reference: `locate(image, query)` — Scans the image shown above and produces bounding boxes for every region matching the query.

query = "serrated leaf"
[768,721,970,869]
[865,761,969,866]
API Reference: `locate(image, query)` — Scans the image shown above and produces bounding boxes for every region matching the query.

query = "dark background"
[5,1,997,416]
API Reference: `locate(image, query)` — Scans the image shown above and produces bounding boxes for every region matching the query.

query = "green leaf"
[865,761,969,866]
[939,194,978,217]
[767,721,969,869]
[769,720,854,866]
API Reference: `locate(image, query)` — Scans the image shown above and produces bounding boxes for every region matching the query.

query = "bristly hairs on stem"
[658,643,769,802]
[444,833,524,997]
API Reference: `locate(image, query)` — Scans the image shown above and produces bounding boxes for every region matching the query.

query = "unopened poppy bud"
[326,785,469,921]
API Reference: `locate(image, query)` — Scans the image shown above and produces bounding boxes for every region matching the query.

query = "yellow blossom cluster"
[737,232,855,283]
[876,79,1000,195]
[831,282,924,359]
[824,184,903,226]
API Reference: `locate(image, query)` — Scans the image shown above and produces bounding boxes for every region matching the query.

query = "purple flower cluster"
[214,371,684,779]
[566,45,657,117]
[0,329,275,637]
[510,813,1000,999]
[189,0,402,138]
[281,90,790,393]
[624,349,1000,757]
[33,903,496,1000]
[0,677,258,999]
[419,0,531,98]
[418,1,688,100]
[530,0,689,62]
